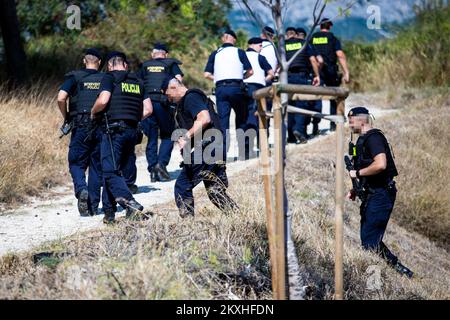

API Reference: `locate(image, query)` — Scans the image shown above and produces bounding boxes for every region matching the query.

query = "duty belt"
[107,120,138,131]
[216,79,243,87]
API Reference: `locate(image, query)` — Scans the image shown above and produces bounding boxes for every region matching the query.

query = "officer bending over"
[163,77,239,218]
[91,51,153,224]
[347,107,413,278]
[57,48,104,216]
[138,43,183,182]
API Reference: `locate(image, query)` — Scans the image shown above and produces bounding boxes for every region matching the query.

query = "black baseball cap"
[84,48,102,60]
[296,27,307,35]
[263,26,275,35]
[248,37,263,45]
[286,27,297,33]
[224,29,237,39]
[154,42,169,53]
[106,51,127,63]
[348,107,369,117]
[320,18,333,26]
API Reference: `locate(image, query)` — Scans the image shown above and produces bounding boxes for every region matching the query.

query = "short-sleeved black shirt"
[358,130,390,187]
[178,91,209,130]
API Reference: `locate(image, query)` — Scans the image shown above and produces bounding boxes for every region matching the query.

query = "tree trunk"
[273,0,309,300]
[0,0,28,87]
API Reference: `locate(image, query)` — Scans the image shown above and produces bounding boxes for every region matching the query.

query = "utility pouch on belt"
[240,81,248,94]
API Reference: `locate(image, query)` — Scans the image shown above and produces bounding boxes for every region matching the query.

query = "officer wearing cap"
[57,48,104,216]
[244,37,274,158]
[204,29,253,160]
[163,77,239,218]
[260,26,279,74]
[311,18,350,131]
[91,51,153,224]
[347,107,413,278]
[138,43,183,183]
[296,27,307,40]
[285,26,320,144]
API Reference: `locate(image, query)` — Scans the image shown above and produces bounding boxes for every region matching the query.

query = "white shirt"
[261,40,278,72]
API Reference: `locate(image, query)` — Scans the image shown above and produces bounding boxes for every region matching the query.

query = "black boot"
[330,123,336,132]
[103,210,116,224]
[124,199,144,219]
[293,130,308,144]
[77,189,90,217]
[312,123,320,136]
[155,163,170,181]
[393,261,414,278]
[150,167,160,182]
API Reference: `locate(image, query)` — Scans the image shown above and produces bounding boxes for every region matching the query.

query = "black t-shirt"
[179,91,209,130]
[358,130,390,187]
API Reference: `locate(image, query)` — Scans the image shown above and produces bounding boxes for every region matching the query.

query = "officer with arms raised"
[138,43,183,182]
[347,107,413,278]
[311,18,350,131]
[57,48,104,216]
[204,29,253,160]
[91,51,153,224]
[163,77,238,218]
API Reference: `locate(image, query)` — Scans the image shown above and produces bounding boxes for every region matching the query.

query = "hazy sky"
[232,0,423,24]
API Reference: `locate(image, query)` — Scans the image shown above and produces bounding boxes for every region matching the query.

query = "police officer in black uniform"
[311,18,350,131]
[138,43,183,182]
[347,107,413,278]
[285,27,320,144]
[297,26,323,137]
[91,51,153,223]
[204,29,253,160]
[163,77,238,218]
[57,48,104,216]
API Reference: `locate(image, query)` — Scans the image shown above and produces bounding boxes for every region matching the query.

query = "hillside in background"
[346,3,450,91]
[229,0,422,42]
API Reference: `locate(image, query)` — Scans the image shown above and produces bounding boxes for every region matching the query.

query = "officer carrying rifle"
[346,107,413,278]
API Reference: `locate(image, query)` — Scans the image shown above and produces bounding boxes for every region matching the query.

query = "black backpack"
[176,89,222,132]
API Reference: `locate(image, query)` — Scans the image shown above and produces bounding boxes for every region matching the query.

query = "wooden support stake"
[257,98,278,299]
[334,98,346,300]
[272,89,287,300]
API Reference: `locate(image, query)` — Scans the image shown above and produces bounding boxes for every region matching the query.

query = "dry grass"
[0,90,449,300]
[375,91,450,249]
[0,84,68,205]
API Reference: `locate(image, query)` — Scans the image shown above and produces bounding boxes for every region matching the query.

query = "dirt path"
[0,96,391,256]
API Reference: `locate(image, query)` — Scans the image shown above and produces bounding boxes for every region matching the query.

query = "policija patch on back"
[286,42,302,51]
[121,83,141,94]
[146,66,165,73]
[313,37,329,45]
[83,82,100,90]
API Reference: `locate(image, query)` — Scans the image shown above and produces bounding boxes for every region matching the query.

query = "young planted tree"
[240,0,364,300]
